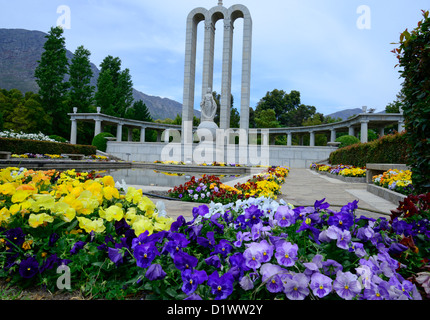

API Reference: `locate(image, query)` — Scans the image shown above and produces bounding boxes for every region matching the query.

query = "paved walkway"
[279,169,396,220]
[134,168,397,222]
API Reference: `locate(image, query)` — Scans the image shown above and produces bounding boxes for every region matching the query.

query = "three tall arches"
[182,3,252,139]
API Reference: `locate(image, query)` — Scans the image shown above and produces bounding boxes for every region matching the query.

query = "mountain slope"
[0,28,191,120]
[325,108,363,121]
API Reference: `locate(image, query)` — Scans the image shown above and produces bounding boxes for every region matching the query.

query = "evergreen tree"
[34,26,69,136]
[125,100,152,121]
[68,45,94,113]
[96,55,133,118]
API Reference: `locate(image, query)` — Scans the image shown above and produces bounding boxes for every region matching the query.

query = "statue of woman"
[200,87,217,122]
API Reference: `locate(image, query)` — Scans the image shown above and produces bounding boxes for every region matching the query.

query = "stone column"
[127,128,133,142]
[202,20,215,100]
[287,133,292,146]
[309,131,315,147]
[182,10,205,144]
[164,129,170,143]
[239,13,252,134]
[398,120,405,132]
[360,120,369,143]
[140,126,146,142]
[220,18,234,130]
[348,126,355,137]
[70,119,77,144]
[94,118,102,137]
[116,123,123,142]
[156,130,162,142]
[379,127,385,138]
[261,131,269,146]
[330,129,336,143]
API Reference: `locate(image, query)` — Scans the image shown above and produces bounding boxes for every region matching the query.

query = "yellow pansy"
[33,194,56,210]
[28,213,54,228]
[125,207,138,225]
[102,175,115,188]
[132,216,154,236]
[100,205,124,222]
[103,186,120,201]
[76,216,105,234]
[0,183,16,195]
[137,197,156,217]
[9,203,22,215]
[125,187,143,204]
[0,207,11,224]
[153,215,173,232]
[11,190,30,204]
[53,201,76,222]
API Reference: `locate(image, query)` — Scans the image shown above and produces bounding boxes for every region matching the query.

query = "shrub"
[92,132,114,152]
[0,137,96,155]
[393,10,430,193]
[329,132,408,167]
[335,135,360,148]
[49,135,68,143]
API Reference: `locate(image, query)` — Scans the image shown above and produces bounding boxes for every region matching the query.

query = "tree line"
[0,26,153,145]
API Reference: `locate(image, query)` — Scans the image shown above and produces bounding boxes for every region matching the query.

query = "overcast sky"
[1,0,429,115]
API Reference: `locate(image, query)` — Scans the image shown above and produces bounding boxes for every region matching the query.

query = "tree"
[255,109,280,128]
[393,10,430,193]
[255,90,316,127]
[385,92,405,114]
[68,45,94,113]
[0,89,51,133]
[95,55,133,118]
[34,26,69,137]
[95,69,115,115]
[125,100,152,122]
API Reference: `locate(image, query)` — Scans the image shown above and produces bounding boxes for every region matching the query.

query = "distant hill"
[325,108,363,121]
[0,28,195,120]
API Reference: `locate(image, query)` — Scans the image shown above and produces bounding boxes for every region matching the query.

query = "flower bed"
[10,153,110,161]
[1,166,428,300]
[372,169,414,196]
[167,166,289,204]
[310,163,366,178]
[0,130,58,142]
[154,160,245,167]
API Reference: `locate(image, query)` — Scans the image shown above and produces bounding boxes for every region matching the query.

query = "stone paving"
[135,168,398,222]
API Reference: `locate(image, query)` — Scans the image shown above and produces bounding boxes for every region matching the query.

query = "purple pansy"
[333,271,362,300]
[181,269,208,295]
[283,273,309,300]
[207,271,234,300]
[310,272,332,298]
[274,240,298,267]
[274,206,296,227]
[19,256,39,279]
[145,263,167,281]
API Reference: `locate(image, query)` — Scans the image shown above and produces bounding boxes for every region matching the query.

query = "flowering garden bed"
[310,163,366,183]
[167,166,289,204]
[372,169,414,196]
[0,166,429,300]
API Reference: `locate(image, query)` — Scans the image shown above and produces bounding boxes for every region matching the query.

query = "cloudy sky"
[1,0,428,115]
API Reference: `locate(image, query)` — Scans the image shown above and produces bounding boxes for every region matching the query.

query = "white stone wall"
[106,142,336,168]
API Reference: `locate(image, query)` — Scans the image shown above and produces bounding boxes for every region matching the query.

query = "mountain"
[0,28,193,120]
[325,108,363,121]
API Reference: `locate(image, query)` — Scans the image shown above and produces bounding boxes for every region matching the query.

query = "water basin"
[103,168,247,189]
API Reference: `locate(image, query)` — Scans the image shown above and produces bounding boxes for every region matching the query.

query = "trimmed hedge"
[329,132,409,167]
[0,137,96,155]
[335,135,360,148]
[92,132,115,153]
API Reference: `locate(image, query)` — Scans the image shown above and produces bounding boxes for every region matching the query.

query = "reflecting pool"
[102,168,246,188]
